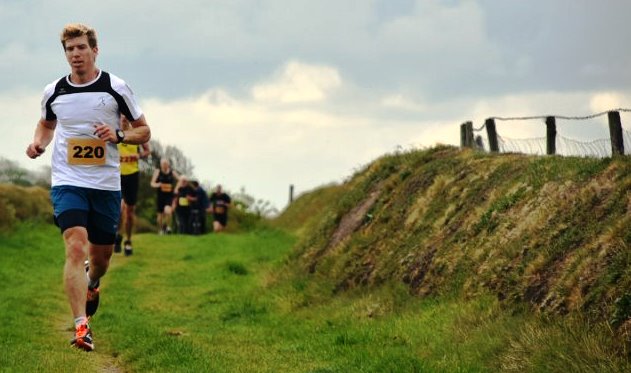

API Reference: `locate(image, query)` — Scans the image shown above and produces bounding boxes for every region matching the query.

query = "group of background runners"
[150,158,231,236]
[117,126,233,256]
[26,23,231,352]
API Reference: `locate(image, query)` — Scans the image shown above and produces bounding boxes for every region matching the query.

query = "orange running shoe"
[70,322,94,351]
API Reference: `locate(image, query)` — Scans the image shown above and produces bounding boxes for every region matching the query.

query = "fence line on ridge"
[460,109,631,158]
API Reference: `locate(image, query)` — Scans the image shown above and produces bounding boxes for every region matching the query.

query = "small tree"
[0,158,49,187]
[232,186,279,218]
[147,139,194,176]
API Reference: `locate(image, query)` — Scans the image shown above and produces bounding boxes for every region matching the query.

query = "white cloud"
[4,76,631,210]
[251,61,342,104]
[381,94,426,112]
[137,61,453,208]
[3,0,631,209]
[589,92,629,113]
[0,90,52,170]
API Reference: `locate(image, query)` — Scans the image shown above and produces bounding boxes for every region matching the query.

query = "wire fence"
[464,109,631,158]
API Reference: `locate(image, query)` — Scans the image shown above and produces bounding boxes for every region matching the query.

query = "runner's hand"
[26,143,45,159]
[93,123,116,143]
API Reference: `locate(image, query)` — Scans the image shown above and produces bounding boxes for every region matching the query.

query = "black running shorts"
[157,193,174,213]
[213,213,228,227]
[121,172,140,206]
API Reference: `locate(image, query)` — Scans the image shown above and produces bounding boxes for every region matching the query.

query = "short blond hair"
[60,23,97,50]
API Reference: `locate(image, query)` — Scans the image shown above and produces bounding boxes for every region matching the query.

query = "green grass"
[1,222,630,372]
[0,223,118,371]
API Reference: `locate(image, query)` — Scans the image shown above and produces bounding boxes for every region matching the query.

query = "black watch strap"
[116,129,125,144]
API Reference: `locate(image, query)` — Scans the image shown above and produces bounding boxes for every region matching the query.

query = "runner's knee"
[63,227,88,262]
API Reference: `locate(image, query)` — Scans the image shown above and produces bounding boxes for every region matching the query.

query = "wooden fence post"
[545,116,557,155]
[485,118,499,153]
[608,111,624,156]
[466,121,474,148]
[460,121,474,148]
[289,184,294,204]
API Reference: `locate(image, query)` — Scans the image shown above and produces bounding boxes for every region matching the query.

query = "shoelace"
[76,324,90,338]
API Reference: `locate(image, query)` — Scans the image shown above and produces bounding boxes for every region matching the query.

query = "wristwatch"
[115,129,125,144]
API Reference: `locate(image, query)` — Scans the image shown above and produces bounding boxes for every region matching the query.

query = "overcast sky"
[3,0,631,210]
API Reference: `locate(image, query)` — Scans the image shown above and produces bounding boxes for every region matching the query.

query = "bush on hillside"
[224,207,265,233]
[134,216,157,234]
[0,184,52,231]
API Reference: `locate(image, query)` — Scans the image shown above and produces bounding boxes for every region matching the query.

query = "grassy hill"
[2,145,631,371]
[3,223,629,371]
[277,145,631,338]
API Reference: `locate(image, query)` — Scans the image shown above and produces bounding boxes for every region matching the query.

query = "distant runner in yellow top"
[116,115,150,255]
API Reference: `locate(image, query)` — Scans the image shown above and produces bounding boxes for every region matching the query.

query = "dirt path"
[53,259,127,373]
[53,313,125,372]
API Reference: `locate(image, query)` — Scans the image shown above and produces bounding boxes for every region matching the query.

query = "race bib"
[214,206,226,214]
[160,184,173,193]
[120,155,137,163]
[179,197,189,206]
[67,138,106,165]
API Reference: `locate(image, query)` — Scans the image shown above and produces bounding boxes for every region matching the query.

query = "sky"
[2,0,631,211]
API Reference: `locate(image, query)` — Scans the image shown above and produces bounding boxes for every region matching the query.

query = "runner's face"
[64,35,98,75]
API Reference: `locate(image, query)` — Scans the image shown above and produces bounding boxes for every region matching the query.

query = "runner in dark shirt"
[208,184,231,233]
[190,180,209,234]
[150,158,179,234]
[174,176,197,234]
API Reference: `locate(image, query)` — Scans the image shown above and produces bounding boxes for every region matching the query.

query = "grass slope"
[288,146,631,327]
[2,222,630,372]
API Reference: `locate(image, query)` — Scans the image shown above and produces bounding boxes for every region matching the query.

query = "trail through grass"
[1,223,629,372]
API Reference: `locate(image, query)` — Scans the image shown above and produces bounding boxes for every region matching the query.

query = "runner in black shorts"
[121,172,139,205]
[208,184,231,233]
[117,118,150,255]
[150,158,179,234]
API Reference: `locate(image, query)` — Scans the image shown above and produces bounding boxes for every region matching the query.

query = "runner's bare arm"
[125,114,151,145]
[93,114,150,145]
[26,119,56,159]
[150,169,161,188]
[140,142,151,158]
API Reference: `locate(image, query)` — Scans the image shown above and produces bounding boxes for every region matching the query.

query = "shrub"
[0,184,52,231]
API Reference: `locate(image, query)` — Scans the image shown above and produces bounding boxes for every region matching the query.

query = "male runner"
[208,184,232,232]
[116,114,150,255]
[190,180,209,234]
[26,23,150,351]
[150,158,179,234]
